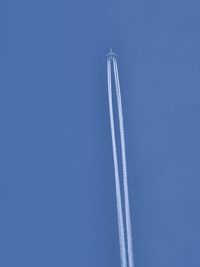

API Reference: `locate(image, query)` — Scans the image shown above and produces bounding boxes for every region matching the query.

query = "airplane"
[107,48,117,58]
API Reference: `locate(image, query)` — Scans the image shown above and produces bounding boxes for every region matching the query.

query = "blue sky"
[1,0,200,266]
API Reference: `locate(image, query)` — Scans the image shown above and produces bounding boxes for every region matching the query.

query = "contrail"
[107,57,128,267]
[113,57,135,267]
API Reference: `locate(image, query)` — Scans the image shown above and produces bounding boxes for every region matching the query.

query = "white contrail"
[107,57,128,267]
[113,57,135,267]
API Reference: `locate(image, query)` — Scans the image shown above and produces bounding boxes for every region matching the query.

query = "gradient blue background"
[1,0,200,266]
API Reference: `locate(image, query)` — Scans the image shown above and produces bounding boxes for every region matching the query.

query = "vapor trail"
[113,57,135,267]
[107,57,128,267]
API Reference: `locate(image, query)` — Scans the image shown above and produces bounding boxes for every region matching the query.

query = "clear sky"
[1,0,200,266]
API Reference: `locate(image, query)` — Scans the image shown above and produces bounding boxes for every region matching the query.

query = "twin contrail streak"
[107,50,135,267]
[107,58,128,267]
